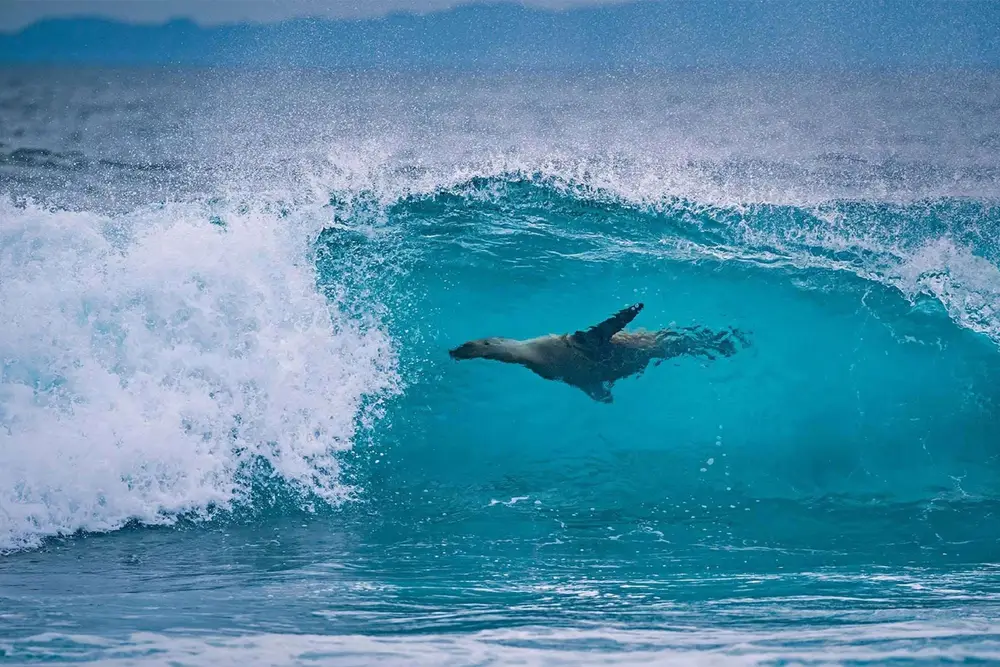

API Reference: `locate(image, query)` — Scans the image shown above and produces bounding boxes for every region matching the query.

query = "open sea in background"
[2,66,1000,664]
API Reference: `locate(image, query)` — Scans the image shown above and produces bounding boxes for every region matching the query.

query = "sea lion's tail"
[656,325,750,360]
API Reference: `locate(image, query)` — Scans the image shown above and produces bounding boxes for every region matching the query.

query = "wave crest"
[359,173,1000,345]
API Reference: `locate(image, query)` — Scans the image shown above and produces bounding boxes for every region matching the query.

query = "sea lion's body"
[449,303,747,403]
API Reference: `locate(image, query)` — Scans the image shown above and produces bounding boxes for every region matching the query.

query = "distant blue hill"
[2,0,998,68]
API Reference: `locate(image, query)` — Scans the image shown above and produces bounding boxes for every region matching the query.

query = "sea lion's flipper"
[582,383,614,403]
[572,303,644,348]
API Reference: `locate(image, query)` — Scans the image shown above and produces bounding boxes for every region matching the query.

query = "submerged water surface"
[2,68,1000,664]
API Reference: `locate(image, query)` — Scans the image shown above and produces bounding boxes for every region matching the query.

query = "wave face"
[343,177,1000,552]
[2,67,1000,663]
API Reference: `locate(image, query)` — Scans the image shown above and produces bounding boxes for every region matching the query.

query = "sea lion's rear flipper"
[571,303,644,348]
[582,383,614,404]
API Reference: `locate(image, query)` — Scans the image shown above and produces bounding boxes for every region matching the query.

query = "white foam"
[8,621,1000,666]
[890,237,1000,341]
[0,197,399,552]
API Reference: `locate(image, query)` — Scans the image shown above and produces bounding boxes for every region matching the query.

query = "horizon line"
[2,0,640,34]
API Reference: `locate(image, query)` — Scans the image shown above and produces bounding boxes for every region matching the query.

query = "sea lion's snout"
[449,341,478,360]
[449,338,504,361]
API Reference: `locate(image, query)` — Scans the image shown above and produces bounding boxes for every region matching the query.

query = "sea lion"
[449,303,748,403]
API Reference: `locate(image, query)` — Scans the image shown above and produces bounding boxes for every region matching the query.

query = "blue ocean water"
[2,68,1000,664]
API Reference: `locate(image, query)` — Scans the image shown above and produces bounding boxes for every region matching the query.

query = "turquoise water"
[2,69,1000,664]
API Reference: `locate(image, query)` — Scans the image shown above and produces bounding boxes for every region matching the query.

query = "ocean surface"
[2,67,1000,665]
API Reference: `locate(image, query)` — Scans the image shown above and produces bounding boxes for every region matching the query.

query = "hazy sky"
[1,0,632,30]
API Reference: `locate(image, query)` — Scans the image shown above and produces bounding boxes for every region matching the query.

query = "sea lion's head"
[449,337,519,362]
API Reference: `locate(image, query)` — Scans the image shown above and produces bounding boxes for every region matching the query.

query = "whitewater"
[2,68,1000,664]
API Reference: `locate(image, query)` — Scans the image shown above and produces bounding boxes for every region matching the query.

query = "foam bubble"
[0,197,399,552]
[890,237,1000,341]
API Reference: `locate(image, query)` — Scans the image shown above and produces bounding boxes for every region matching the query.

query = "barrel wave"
[2,69,1000,664]
[336,175,1000,555]
[4,171,998,552]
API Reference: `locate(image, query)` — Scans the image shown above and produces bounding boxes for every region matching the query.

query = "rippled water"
[2,67,1000,664]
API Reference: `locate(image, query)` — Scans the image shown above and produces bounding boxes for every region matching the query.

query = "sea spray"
[0,198,399,552]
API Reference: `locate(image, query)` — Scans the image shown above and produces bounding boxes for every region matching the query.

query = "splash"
[0,197,399,552]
